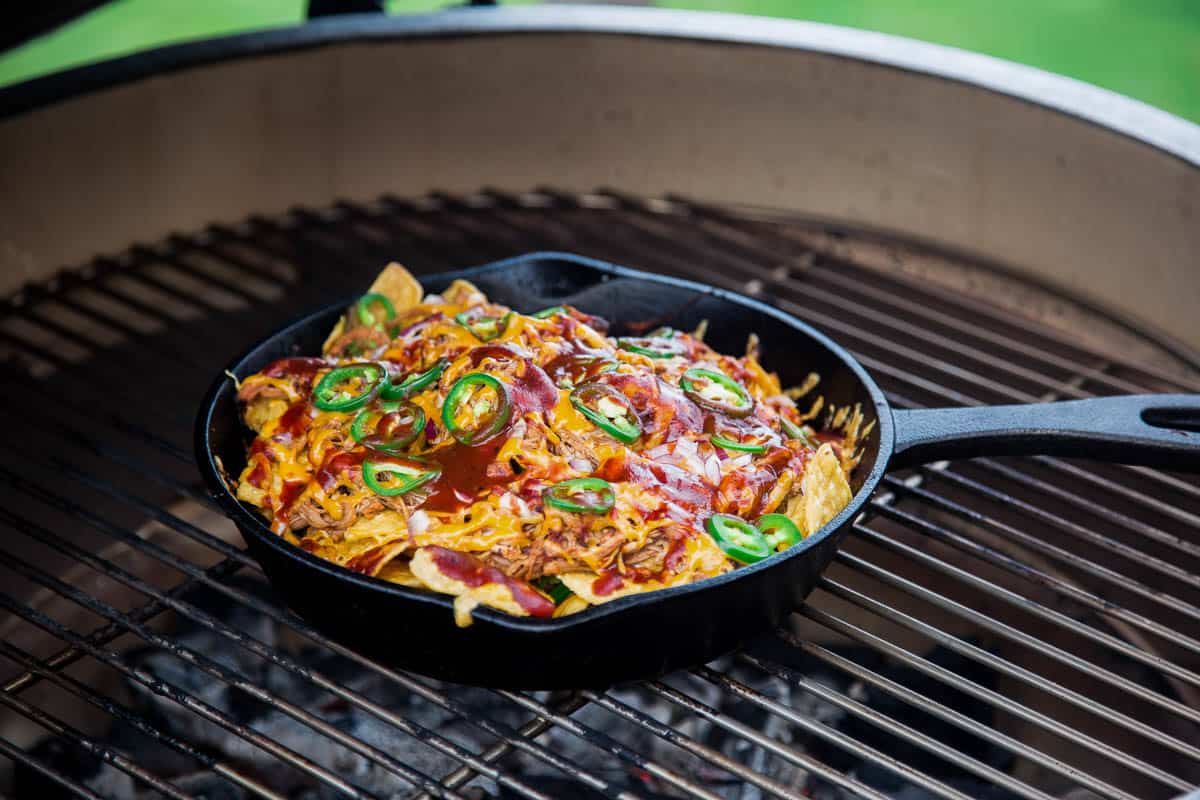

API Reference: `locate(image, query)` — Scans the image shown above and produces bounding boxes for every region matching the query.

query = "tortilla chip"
[785,443,852,537]
[244,398,288,433]
[554,595,590,617]
[443,279,486,307]
[324,262,423,350]
[375,559,425,588]
[370,262,423,310]
[409,547,531,626]
[559,572,668,605]
[343,509,409,542]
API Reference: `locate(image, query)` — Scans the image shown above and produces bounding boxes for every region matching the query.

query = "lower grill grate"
[0,190,1198,800]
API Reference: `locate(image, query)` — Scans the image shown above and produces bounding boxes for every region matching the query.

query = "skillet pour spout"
[196,252,1200,688]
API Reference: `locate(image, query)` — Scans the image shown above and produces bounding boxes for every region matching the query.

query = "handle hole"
[1142,407,1200,433]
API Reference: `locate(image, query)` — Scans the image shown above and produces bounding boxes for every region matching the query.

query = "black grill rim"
[2,5,1199,171]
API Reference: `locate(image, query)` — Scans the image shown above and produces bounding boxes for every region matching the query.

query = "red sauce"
[664,534,688,572]
[272,402,311,445]
[604,373,702,446]
[598,452,714,519]
[545,307,609,335]
[509,364,557,416]
[716,446,796,517]
[467,347,557,416]
[417,361,554,512]
[274,474,307,520]
[592,570,626,597]
[428,546,554,617]
[543,351,614,387]
[422,438,507,512]
[718,355,755,386]
[316,450,365,492]
[468,344,523,367]
[263,357,327,379]
[245,455,270,488]
[346,543,401,575]
[592,534,687,597]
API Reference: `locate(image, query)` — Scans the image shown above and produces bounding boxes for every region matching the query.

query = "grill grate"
[0,190,1198,800]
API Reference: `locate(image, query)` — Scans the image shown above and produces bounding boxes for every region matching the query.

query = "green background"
[2,0,1198,123]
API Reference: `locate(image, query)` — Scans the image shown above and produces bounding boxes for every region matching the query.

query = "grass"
[2,0,1198,123]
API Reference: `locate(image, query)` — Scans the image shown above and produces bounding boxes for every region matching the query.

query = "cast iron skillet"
[196,252,1200,688]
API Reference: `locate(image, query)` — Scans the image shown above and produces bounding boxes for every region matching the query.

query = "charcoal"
[166,769,249,800]
[21,575,1027,799]
[13,736,134,800]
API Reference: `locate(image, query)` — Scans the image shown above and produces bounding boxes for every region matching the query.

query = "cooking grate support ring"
[0,189,1197,800]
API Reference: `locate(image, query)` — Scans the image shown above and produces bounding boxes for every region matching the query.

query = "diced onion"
[645,444,670,460]
[704,455,722,484]
[408,510,430,535]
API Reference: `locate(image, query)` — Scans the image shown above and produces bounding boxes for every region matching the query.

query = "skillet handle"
[890,394,1200,471]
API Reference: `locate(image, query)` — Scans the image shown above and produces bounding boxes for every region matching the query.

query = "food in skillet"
[233,264,867,625]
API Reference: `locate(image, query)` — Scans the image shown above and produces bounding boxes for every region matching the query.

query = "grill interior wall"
[0,190,1197,800]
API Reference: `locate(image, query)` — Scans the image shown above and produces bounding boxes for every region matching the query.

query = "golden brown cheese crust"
[235,264,856,624]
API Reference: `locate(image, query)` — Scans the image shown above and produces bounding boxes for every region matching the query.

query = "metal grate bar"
[583,192,1093,404]
[179,230,302,286]
[868,386,1200,570]
[110,256,233,316]
[814,574,1194,791]
[415,692,593,800]
[902,467,1200,592]
[871,483,1200,651]
[670,671,966,800]
[546,189,1157,395]
[0,550,458,800]
[799,605,1157,800]
[132,246,270,306]
[0,732,107,800]
[672,197,1195,398]
[764,638,1130,800]
[1027,456,1200,529]
[666,197,1155,395]
[736,651,1060,800]
[0,670,195,800]
[672,197,1200,393]
[852,372,1200,567]
[0,639,285,800]
[580,689,818,800]
[0,590,379,800]
[843,525,1200,723]
[0,379,192,465]
[0,509,554,800]
[46,289,207,369]
[494,689,728,800]
[2,558,244,697]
